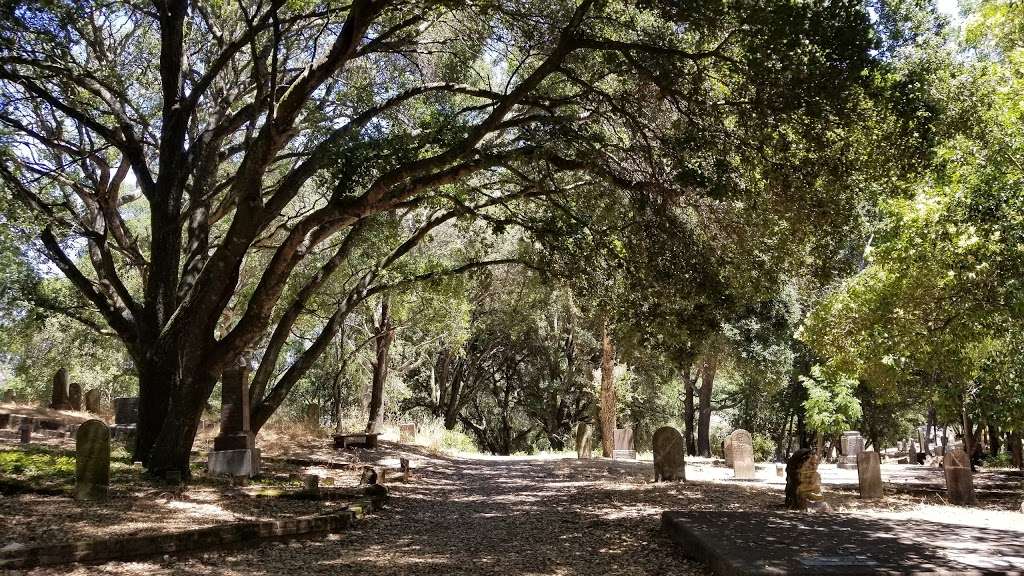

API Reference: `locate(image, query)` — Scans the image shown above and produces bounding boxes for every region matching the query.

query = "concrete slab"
[662,510,1024,575]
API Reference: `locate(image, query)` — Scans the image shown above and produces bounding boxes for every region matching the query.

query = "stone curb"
[0,494,385,570]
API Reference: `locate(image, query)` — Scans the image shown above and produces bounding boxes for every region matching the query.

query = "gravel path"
[31,452,783,575]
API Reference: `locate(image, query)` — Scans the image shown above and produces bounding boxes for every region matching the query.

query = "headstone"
[207,363,260,477]
[575,422,593,459]
[399,423,417,444]
[944,447,976,505]
[729,429,755,480]
[652,426,686,482]
[400,457,412,480]
[84,389,102,413]
[18,418,32,444]
[839,431,864,469]
[908,440,918,464]
[856,451,883,499]
[74,419,110,500]
[724,436,734,466]
[68,383,83,411]
[113,397,139,425]
[49,367,71,410]
[612,427,635,460]
[1,389,13,403]
[301,474,320,494]
[785,448,826,510]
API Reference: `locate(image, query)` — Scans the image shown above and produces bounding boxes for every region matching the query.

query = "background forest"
[0,0,1022,471]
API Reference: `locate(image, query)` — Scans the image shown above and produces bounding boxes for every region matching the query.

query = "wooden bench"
[332,432,380,449]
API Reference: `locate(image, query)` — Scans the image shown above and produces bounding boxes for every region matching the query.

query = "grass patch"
[0,446,137,495]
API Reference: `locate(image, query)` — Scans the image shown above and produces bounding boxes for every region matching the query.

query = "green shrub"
[752,433,775,462]
[982,451,1013,468]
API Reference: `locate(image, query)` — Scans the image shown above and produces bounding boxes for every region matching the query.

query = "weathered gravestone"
[856,451,883,499]
[652,426,686,482]
[208,363,261,477]
[49,367,71,410]
[84,389,102,414]
[575,422,593,459]
[68,382,83,411]
[944,447,976,505]
[839,431,864,469]
[723,436,734,466]
[75,419,110,500]
[18,418,32,444]
[907,440,919,464]
[399,423,417,444]
[729,429,755,480]
[786,448,828,510]
[612,427,636,460]
[113,397,139,425]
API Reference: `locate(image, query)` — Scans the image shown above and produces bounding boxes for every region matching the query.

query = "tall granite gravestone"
[75,419,110,500]
[575,422,593,459]
[612,427,636,460]
[208,363,261,477]
[857,451,883,499]
[84,389,102,413]
[68,383,83,411]
[49,367,71,410]
[730,429,755,480]
[785,448,827,510]
[944,447,976,505]
[399,423,417,444]
[839,431,865,469]
[652,426,686,482]
[724,436,734,466]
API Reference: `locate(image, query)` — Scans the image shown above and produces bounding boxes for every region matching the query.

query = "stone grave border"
[0,492,386,570]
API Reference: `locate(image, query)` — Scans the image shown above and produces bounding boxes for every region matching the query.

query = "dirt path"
[38,453,785,576]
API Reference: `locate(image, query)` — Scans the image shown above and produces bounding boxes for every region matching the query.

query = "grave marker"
[612,427,635,460]
[652,426,685,482]
[856,451,883,499]
[49,368,71,410]
[729,429,755,480]
[208,363,261,477]
[575,422,593,459]
[68,383,83,411]
[839,431,864,469]
[75,419,110,500]
[943,447,976,505]
[399,423,416,444]
[84,389,102,414]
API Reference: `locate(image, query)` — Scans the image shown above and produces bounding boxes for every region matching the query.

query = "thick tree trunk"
[697,356,716,457]
[145,370,217,477]
[443,363,464,430]
[1009,431,1023,470]
[988,423,1001,455]
[683,366,697,456]
[366,296,393,433]
[134,355,174,464]
[599,318,616,458]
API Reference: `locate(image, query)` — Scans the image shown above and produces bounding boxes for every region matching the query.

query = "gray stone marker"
[575,422,593,459]
[399,423,416,444]
[944,447,977,505]
[208,363,260,477]
[856,451,883,499]
[68,382,83,411]
[84,389,102,413]
[662,510,1024,576]
[729,429,755,480]
[652,426,686,482]
[612,427,635,460]
[18,418,32,444]
[75,419,110,500]
[839,430,865,469]
[49,367,71,410]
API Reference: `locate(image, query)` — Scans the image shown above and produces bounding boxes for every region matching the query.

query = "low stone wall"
[0,493,385,570]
